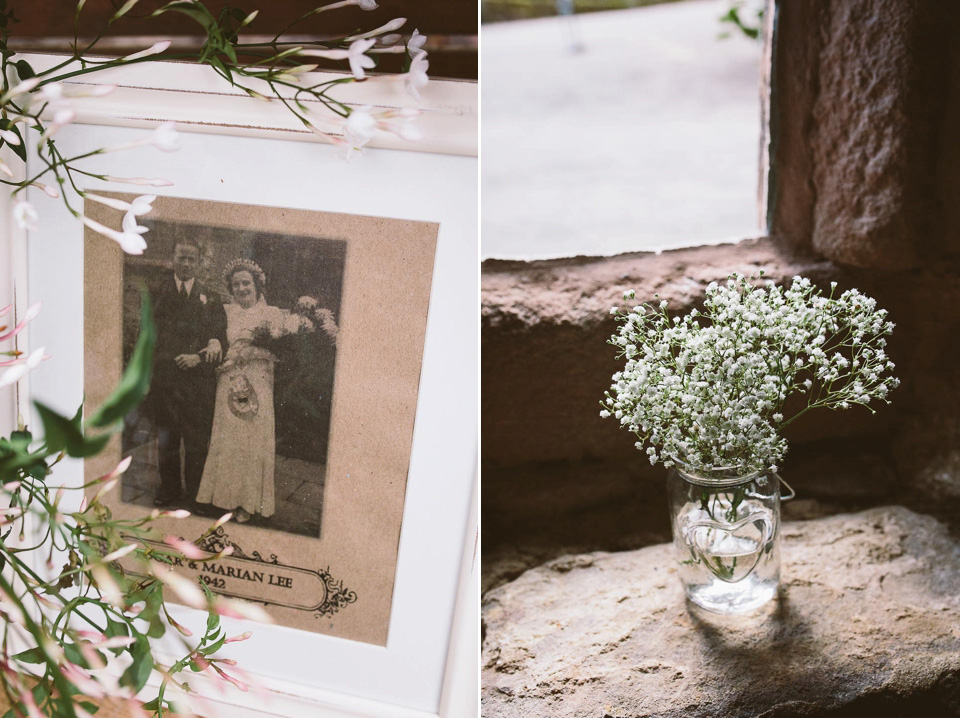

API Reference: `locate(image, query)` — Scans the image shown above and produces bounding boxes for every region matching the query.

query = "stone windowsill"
[482,506,960,717]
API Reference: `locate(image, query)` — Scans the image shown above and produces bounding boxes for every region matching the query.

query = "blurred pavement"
[482,0,763,259]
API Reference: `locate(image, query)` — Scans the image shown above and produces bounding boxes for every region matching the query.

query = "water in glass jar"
[673,497,779,614]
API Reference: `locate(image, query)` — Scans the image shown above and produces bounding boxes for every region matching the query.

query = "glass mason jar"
[666,458,793,614]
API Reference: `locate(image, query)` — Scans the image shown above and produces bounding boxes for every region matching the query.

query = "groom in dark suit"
[148,239,226,508]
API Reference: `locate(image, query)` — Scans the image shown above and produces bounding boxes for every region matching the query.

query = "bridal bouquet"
[602,274,900,472]
[248,304,318,355]
[295,296,339,343]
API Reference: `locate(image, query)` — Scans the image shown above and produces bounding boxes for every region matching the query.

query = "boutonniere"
[200,294,207,305]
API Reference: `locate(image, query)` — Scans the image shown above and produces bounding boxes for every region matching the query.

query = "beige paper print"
[84,193,438,645]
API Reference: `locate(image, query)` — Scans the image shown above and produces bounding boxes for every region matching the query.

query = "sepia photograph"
[83,192,444,644]
[120,219,345,538]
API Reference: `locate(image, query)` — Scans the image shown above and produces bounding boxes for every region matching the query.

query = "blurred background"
[482,0,764,259]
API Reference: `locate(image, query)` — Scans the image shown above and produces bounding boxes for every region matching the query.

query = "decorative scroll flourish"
[316,568,359,618]
[196,526,278,564]
[192,527,356,616]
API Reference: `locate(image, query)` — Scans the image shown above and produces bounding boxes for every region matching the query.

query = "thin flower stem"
[0,571,78,718]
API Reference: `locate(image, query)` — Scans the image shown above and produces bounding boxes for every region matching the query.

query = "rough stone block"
[769,0,957,268]
[482,507,960,717]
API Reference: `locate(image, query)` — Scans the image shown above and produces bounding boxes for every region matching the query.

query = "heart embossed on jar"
[686,513,772,584]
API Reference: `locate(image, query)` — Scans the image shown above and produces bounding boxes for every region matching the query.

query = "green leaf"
[151,1,218,33]
[14,59,34,80]
[9,429,31,449]
[71,403,84,430]
[35,402,111,458]
[206,609,220,634]
[139,583,163,624]
[64,641,104,670]
[11,647,45,664]
[27,460,48,480]
[120,638,154,692]
[87,287,155,428]
[209,55,233,83]
[221,42,238,65]
[34,402,74,453]
[31,683,49,710]
[105,617,129,639]
[198,40,213,64]
[201,631,225,655]
[147,614,166,638]
[64,642,84,667]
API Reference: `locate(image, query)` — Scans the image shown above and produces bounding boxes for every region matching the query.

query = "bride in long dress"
[196,259,307,523]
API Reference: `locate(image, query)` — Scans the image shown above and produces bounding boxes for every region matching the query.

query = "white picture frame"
[0,54,477,718]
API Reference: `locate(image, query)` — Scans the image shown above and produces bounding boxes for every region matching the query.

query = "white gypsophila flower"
[375,107,422,141]
[343,106,376,158]
[297,48,348,61]
[13,200,38,231]
[149,121,180,152]
[407,29,427,58]
[346,17,407,41]
[100,121,180,154]
[84,193,155,217]
[40,108,76,141]
[347,38,377,81]
[271,63,320,82]
[122,210,149,237]
[0,77,40,103]
[81,216,147,255]
[298,39,375,80]
[120,40,171,63]
[404,52,429,100]
[0,347,46,389]
[602,274,900,473]
[33,182,59,199]
[102,176,174,187]
[38,83,63,102]
[319,0,378,10]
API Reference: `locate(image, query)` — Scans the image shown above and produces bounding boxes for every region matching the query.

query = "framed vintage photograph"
[3,53,477,717]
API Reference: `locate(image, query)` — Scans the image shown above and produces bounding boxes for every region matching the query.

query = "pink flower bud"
[223,631,253,643]
[162,536,207,560]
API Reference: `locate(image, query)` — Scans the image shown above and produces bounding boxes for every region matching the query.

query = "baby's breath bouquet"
[603,274,899,613]
[603,274,899,473]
